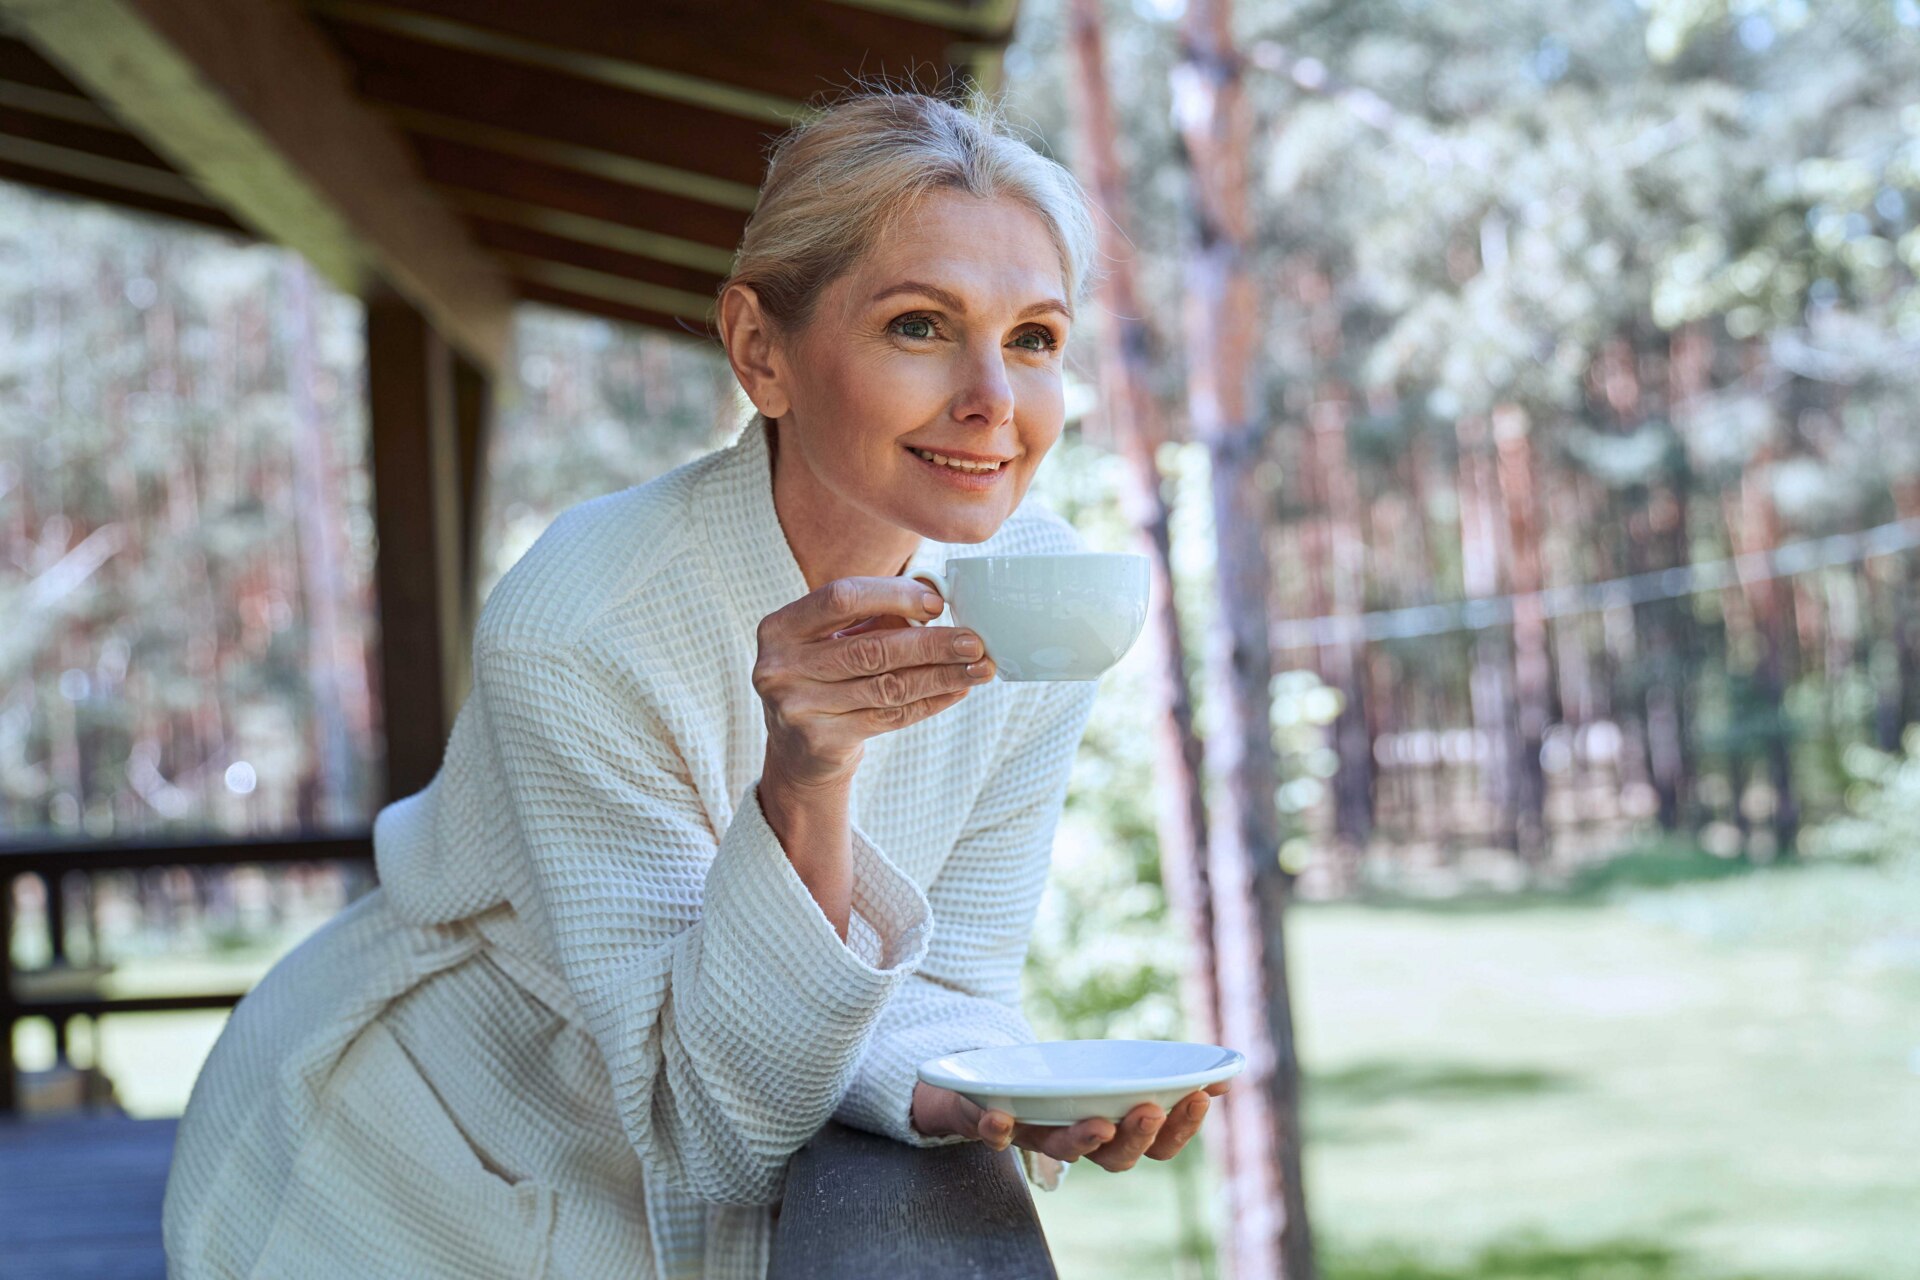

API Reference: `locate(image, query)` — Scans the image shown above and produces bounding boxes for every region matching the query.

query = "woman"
[163,86,1224,1279]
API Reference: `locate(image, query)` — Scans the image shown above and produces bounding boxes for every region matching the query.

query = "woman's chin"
[915,507,1006,546]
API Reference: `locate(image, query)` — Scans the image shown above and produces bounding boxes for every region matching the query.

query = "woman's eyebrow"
[871,280,1073,322]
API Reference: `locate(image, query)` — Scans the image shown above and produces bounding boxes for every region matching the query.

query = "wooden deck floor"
[0,1112,175,1279]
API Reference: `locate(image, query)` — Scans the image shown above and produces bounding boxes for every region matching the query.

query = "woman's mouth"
[905,446,1009,490]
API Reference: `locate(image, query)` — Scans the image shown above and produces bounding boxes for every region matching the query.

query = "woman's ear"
[718,283,791,421]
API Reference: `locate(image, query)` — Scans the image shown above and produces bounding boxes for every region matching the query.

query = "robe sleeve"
[476,641,934,1206]
[831,677,1099,1193]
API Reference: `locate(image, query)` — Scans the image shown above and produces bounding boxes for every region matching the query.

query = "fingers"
[831,657,997,718]
[1144,1090,1211,1161]
[1018,1116,1118,1166]
[1086,1103,1167,1173]
[983,1090,1223,1172]
[767,619,992,720]
[816,623,985,684]
[784,576,946,638]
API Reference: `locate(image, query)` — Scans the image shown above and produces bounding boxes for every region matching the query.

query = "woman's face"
[754,191,1073,546]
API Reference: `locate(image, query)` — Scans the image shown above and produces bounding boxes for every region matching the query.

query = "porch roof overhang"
[0,0,1023,373]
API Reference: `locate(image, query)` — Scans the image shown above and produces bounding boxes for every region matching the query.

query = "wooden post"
[452,352,494,647]
[2,873,16,1113]
[366,287,475,805]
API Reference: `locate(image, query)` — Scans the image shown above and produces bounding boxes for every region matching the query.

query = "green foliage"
[1562,836,1758,894]
[1801,725,1920,863]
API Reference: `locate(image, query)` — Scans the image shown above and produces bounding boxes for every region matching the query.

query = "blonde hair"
[716,80,1101,431]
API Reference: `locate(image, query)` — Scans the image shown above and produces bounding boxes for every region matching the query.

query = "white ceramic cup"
[909,553,1150,681]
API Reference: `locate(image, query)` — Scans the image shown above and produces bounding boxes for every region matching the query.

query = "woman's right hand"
[753,575,996,792]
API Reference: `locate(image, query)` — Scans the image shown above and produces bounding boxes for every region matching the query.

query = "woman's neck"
[767,419,921,592]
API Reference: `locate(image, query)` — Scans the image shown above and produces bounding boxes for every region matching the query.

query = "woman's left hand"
[910,1079,1231,1172]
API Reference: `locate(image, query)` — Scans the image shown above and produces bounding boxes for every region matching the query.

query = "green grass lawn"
[1034,858,1920,1280]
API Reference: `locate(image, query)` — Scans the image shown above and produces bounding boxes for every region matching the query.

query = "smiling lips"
[907,446,1007,474]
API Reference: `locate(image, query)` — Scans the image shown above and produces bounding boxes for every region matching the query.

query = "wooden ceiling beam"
[0,102,176,173]
[385,104,760,213]
[0,34,81,95]
[0,156,243,233]
[0,0,515,371]
[515,280,710,344]
[499,255,716,325]
[305,0,977,112]
[315,19,780,190]
[409,135,742,251]
[823,0,1018,38]
[434,189,736,278]
[464,219,725,301]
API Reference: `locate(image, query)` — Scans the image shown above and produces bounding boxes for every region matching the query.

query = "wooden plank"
[0,133,213,206]
[768,1120,1057,1279]
[0,1115,173,1278]
[390,106,760,213]
[411,134,744,251]
[304,0,967,112]
[514,281,701,341]
[0,156,243,232]
[314,19,779,190]
[498,255,715,324]
[10,993,247,1019]
[436,188,736,276]
[307,0,801,124]
[466,219,725,299]
[0,33,83,94]
[823,0,1019,38]
[0,102,175,169]
[365,288,468,802]
[0,831,372,875]
[0,0,514,372]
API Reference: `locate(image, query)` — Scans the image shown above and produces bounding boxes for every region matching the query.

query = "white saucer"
[917,1039,1245,1126]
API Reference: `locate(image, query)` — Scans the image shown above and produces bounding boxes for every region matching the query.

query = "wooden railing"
[0,832,373,1114]
[770,1120,1058,1278]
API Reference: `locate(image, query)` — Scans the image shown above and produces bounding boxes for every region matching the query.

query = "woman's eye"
[891,315,1059,351]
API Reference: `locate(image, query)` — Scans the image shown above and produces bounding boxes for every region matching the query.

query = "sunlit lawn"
[18,860,1916,1279]
[1036,859,1920,1280]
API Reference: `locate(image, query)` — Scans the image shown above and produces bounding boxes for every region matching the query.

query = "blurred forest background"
[5,0,1919,1277]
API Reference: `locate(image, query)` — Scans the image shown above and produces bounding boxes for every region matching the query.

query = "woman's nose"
[946,341,1016,425]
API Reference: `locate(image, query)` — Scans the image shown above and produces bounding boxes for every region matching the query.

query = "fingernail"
[967,662,993,680]
[954,635,982,657]
[922,591,943,611]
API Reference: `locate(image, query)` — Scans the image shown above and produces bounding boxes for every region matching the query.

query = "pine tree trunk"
[1491,404,1550,865]
[1065,0,1223,1074]
[1307,382,1375,879]
[1453,412,1520,853]
[1730,442,1800,855]
[1173,4,1316,1276]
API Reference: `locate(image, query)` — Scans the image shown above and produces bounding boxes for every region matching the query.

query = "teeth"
[912,448,1002,473]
